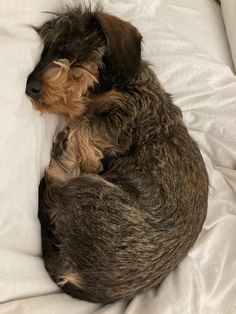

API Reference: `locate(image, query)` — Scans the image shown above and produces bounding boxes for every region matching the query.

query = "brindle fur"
[27,5,208,304]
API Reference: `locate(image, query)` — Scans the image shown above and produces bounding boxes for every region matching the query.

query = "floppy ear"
[94,12,142,81]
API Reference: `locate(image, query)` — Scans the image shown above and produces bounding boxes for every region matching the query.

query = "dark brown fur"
[27,5,208,304]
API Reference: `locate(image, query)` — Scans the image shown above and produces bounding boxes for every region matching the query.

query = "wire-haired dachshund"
[26,5,208,304]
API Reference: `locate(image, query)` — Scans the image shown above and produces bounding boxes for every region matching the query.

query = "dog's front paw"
[52,127,70,158]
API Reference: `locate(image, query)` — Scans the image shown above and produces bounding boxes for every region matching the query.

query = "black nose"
[26,80,41,99]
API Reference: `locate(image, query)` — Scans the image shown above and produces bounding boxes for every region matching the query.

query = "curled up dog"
[26,5,209,304]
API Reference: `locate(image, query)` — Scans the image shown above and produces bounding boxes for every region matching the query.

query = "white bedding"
[1,0,236,313]
[221,0,236,70]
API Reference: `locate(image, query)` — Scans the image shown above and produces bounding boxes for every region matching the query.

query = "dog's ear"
[94,12,142,81]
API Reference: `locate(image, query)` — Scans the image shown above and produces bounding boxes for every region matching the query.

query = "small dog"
[26,5,208,304]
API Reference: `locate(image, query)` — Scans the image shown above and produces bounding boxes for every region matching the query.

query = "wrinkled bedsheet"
[0,0,236,313]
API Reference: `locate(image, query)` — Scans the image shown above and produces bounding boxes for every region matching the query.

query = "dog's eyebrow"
[41,11,60,16]
[49,31,61,47]
[22,23,41,33]
[75,65,98,80]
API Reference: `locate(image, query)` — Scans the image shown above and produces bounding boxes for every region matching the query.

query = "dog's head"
[26,6,142,117]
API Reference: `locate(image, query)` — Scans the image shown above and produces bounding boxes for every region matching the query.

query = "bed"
[0,0,236,313]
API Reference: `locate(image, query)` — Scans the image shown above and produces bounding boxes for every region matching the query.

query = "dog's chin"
[29,97,88,118]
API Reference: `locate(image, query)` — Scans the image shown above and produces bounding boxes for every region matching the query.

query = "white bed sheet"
[0,0,236,313]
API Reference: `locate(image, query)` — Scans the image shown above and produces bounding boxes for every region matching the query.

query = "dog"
[26,5,209,304]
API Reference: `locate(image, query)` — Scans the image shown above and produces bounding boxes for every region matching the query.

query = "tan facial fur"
[31,59,99,117]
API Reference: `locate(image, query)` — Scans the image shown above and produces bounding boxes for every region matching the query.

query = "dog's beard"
[31,59,98,117]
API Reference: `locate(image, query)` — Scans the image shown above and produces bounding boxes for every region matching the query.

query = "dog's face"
[26,7,142,117]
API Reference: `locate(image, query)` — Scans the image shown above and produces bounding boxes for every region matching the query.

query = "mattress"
[0,0,236,313]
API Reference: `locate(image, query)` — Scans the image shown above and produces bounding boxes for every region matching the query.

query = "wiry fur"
[29,56,101,116]
[27,5,208,304]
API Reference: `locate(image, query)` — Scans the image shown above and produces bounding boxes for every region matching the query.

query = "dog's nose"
[26,80,41,99]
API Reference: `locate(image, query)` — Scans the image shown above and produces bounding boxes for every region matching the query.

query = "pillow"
[0,0,60,303]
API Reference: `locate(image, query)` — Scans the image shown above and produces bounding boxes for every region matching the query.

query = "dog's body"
[27,6,208,304]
